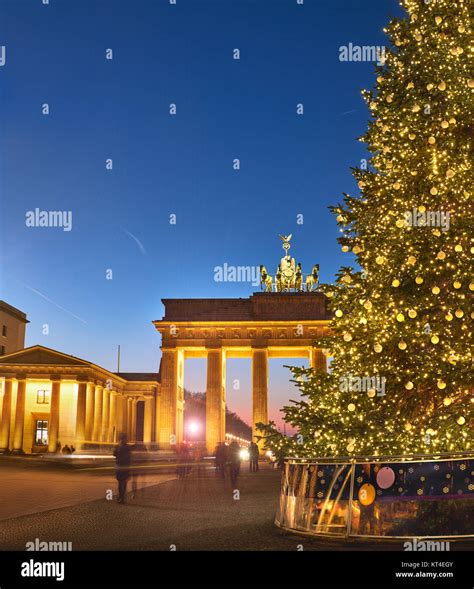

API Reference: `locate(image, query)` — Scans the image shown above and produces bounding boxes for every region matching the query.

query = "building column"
[309,348,327,372]
[252,348,268,452]
[0,377,14,451]
[154,392,161,444]
[75,378,88,447]
[108,392,117,442]
[48,376,61,453]
[122,396,128,438]
[143,397,153,445]
[85,383,95,441]
[101,388,111,442]
[158,348,184,450]
[12,377,27,453]
[131,399,137,441]
[92,384,103,442]
[127,398,132,437]
[206,348,226,454]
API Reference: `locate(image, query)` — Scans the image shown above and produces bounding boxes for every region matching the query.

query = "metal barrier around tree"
[275,453,473,539]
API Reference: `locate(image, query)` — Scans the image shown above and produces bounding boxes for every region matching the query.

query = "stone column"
[143,397,153,445]
[206,348,226,453]
[310,348,327,372]
[92,384,103,442]
[122,396,128,437]
[154,392,161,444]
[75,378,88,447]
[85,383,95,441]
[48,376,61,453]
[108,392,117,442]
[0,377,14,451]
[252,348,268,452]
[12,377,27,453]
[101,388,111,442]
[158,349,184,449]
[127,398,132,437]
[131,399,137,441]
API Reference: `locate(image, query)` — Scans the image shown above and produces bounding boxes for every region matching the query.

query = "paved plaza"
[0,459,472,552]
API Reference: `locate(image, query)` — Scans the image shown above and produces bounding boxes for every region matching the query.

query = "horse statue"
[275,264,282,292]
[259,265,273,292]
[295,263,303,292]
[306,264,320,292]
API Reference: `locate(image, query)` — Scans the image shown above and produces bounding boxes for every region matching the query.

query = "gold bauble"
[348,403,356,412]
[455,309,464,318]
[428,136,436,144]
[430,187,438,195]
[457,417,466,426]
[408,309,417,318]
[443,397,452,406]
[427,83,433,91]
[398,341,407,350]
[412,105,420,113]
[441,120,449,129]
[468,79,474,89]
[445,312,453,321]
[342,245,349,252]
[430,335,439,344]
[458,25,465,33]
[437,380,446,390]
[409,133,416,140]
[396,219,405,228]
[364,300,372,310]
[438,81,446,91]
[469,283,474,291]
[405,423,412,431]
[454,244,462,252]
[335,309,343,317]
[405,381,414,390]
[435,16,442,25]
[432,286,440,295]
[418,205,426,213]
[437,251,445,259]
[352,245,361,254]
[396,313,405,322]
[374,343,382,353]
[367,389,376,398]
[393,182,401,190]
[386,95,393,103]
[343,333,352,342]
[407,255,416,265]
[446,169,454,178]
[392,279,400,287]
[415,276,423,284]
[453,281,461,289]
[376,256,385,265]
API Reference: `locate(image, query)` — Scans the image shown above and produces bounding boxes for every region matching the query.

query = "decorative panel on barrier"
[276,454,473,539]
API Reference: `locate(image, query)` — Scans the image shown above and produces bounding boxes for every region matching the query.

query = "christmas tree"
[260,0,472,458]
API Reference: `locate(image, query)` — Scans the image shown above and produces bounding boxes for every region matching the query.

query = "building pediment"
[0,345,90,367]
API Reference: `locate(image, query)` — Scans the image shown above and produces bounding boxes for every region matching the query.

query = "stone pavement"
[0,462,472,551]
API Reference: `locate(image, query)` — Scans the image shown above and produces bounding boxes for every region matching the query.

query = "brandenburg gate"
[154,291,331,452]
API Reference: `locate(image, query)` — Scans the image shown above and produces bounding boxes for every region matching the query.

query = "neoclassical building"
[0,346,159,454]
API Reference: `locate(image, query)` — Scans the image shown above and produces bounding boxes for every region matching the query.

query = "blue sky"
[0,0,402,428]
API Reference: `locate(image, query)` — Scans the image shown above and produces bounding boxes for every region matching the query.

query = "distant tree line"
[184,390,252,440]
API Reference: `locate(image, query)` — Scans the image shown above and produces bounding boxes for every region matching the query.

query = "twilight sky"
[0,0,402,429]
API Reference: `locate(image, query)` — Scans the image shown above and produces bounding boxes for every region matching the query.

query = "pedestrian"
[215,442,227,478]
[56,440,62,453]
[177,443,190,479]
[113,433,132,504]
[249,441,259,472]
[228,441,241,487]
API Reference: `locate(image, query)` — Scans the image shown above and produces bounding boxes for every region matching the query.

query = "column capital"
[16,374,27,381]
[50,374,62,382]
[251,343,268,351]
[76,375,89,383]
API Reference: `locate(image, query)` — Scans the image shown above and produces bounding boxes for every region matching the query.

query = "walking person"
[228,441,241,487]
[215,442,227,478]
[249,441,259,473]
[113,433,132,504]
